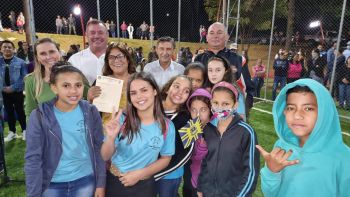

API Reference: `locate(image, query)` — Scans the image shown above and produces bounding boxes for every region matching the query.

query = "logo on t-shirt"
[149,136,161,150]
[76,120,85,133]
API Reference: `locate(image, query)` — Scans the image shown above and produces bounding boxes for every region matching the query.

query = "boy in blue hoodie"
[256,78,350,197]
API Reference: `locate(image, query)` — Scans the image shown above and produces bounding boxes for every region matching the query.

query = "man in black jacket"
[194,22,255,119]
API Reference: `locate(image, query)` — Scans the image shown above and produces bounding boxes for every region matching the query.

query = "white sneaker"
[4,131,16,142]
[22,130,26,141]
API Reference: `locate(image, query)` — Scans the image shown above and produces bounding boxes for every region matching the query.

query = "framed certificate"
[93,75,124,113]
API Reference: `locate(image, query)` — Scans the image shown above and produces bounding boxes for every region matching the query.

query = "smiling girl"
[101,72,175,197]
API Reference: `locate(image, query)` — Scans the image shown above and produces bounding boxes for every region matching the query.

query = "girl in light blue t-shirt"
[101,72,176,197]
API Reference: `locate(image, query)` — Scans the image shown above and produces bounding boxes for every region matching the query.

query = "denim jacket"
[25,98,106,197]
[0,56,28,92]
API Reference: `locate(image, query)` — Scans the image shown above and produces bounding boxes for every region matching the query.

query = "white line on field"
[252,107,350,137]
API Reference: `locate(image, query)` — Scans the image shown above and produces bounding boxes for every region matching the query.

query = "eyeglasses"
[108,54,125,61]
[190,107,209,115]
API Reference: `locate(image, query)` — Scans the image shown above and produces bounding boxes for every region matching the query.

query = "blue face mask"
[211,107,236,120]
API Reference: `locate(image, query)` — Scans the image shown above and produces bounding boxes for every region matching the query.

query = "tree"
[204,0,288,50]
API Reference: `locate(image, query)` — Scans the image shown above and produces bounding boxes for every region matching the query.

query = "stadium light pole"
[74,5,86,49]
[309,20,324,45]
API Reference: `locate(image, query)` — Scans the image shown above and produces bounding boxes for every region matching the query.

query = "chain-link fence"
[0,0,349,118]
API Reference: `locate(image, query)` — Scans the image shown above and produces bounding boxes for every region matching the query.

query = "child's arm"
[24,110,44,197]
[192,138,208,161]
[197,151,209,194]
[100,110,123,161]
[119,155,172,187]
[234,128,260,197]
[119,120,176,187]
[256,145,299,197]
[90,106,108,194]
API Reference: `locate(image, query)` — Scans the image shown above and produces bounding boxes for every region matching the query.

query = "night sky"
[0,0,210,42]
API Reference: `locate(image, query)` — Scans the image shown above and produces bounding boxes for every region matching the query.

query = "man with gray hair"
[194,22,255,118]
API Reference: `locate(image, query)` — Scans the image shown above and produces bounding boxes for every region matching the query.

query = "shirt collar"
[157,60,174,71]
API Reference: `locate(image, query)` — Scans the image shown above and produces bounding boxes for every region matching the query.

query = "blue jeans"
[157,178,182,197]
[272,76,286,100]
[253,77,264,98]
[42,174,95,197]
[338,83,350,109]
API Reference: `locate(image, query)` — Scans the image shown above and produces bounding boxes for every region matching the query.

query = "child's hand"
[104,109,123,141]
[256,145,299,173]
[197,192,203,197]
[119,169,143,187]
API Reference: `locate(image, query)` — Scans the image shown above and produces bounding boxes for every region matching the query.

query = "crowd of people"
[0,19,350,197]
[252,41,350,110]
[0,11,25,33]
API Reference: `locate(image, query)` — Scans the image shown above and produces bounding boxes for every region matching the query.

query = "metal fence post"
[264,0,277,100]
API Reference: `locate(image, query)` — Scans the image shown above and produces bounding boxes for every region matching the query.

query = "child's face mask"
[211,107,236,120]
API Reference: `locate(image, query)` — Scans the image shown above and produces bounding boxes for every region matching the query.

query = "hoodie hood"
[273,79,342,152]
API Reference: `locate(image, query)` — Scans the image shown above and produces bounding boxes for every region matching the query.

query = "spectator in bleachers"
[0,12,4,32]
[0,40,27,142]
[140,21,149,40]
[334,48,346,102]
[148,45,158,63]
[135,47,143,65]
[68,19,108,85]
[343,41,350,61]
[62,17,68,34]
[127,47,137,64]
[317,44,327,59]
[16,12,25,34]
[127,23,134,39]
[8,11,16,32]
[325,42,337,86]
[17,41,34,73]
[121,21,128,38]
[144,36,185,88]
[338,57,350,110]
[17,41,34,64]
[109,21,116,38]
[252,58,265,98]
[55,15,63,34]
[105,20,110,33]
[66,44,79,60]
[68,13,77,35]
[307,49,326,84]
[287,54,303,84]
[272,52,288,100]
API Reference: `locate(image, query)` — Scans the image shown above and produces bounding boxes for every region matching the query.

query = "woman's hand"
[87,86,102,103]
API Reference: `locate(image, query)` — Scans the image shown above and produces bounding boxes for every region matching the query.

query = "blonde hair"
[31,38,60,98]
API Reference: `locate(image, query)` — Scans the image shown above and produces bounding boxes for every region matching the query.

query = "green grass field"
[1,101,349,197]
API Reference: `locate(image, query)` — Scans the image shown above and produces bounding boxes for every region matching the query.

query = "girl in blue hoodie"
[25,62,106,197]
[256,79,350,197]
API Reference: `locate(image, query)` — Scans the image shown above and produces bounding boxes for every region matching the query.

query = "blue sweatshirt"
[260,79,350,197]
[25,98,106,197]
